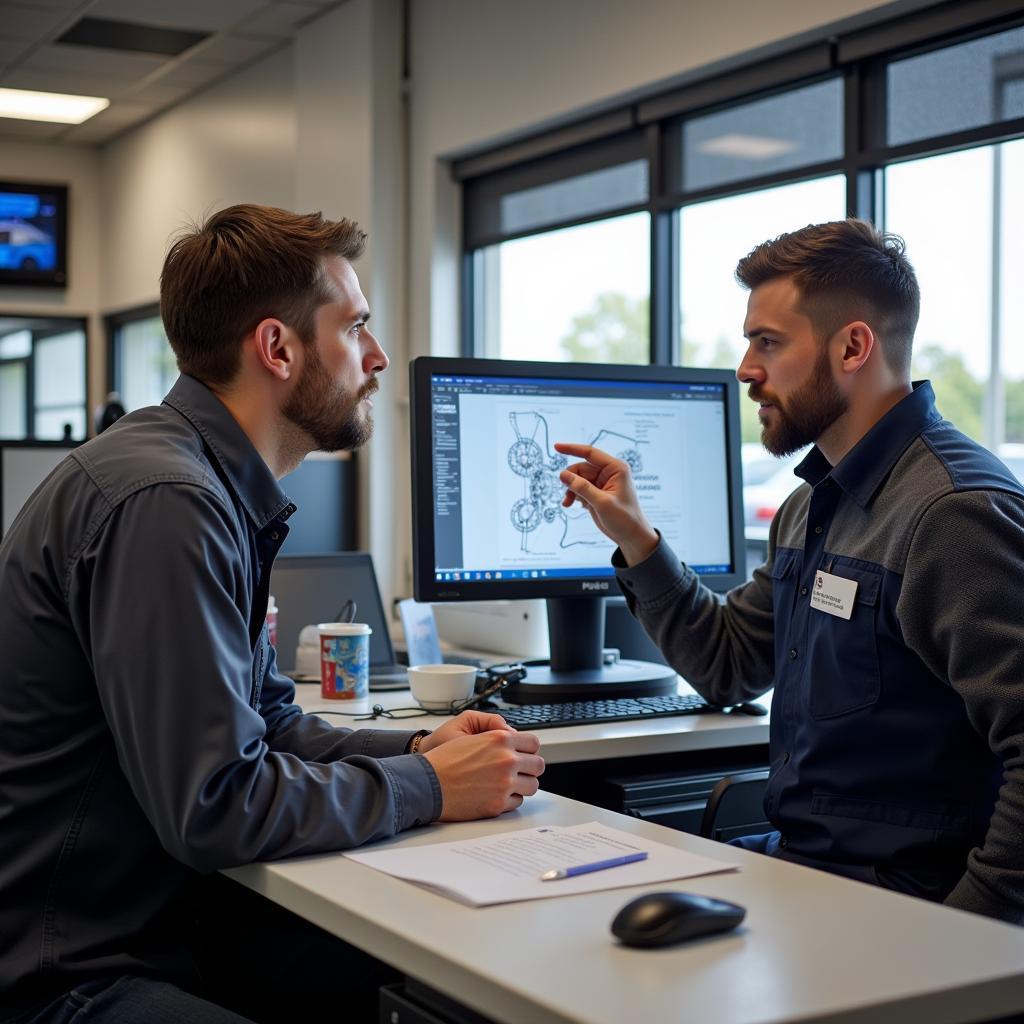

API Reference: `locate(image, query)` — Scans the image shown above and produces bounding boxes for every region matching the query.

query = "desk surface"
[227,790,1024,1024]
[293,680,771,765]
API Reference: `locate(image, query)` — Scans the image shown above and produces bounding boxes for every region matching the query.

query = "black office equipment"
[610,891,746,948]
[269,553,408,690]
[277,453,356,555]
[487,693,713,730]
[409,357,745,703]
[699,770,771,843]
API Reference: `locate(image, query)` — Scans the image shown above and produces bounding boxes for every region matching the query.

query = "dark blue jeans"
[3,875,399,1024]
[729,831,781,856]
[8,977,254,1024]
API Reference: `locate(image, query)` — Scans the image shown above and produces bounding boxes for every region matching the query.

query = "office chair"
[699,769,770,844]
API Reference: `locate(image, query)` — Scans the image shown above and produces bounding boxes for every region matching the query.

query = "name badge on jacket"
[809,569,858,619]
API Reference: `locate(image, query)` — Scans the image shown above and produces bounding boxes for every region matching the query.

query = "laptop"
[268,553,483,692]
[269,553,411,690]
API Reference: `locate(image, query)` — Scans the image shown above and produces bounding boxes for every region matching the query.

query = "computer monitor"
[1,440,79,539]
[409,357,745,702]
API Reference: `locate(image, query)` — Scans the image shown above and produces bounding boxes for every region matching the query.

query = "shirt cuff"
[356,728,425,759]
[376,752,444,830]
[614,534,696,605]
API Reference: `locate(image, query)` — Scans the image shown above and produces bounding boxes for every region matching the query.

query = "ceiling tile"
[25,43,170,79]
[61,100,161,143]
[80,99,160,125]
[55,121,114,143]
[0,2,73,41]
[237,2,324,38]
[88,0,269,34]
[121,79,192,105]
[0,116,69,141]
[186,32,280,65]
[143,59,232,90]
[0,38,31,65]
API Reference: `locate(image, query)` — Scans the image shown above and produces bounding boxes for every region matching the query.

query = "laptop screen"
[268,553,397,673]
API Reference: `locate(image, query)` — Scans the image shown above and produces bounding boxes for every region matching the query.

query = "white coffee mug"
[407,664,477,710]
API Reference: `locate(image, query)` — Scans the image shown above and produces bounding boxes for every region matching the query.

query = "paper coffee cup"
[318,622,372,703]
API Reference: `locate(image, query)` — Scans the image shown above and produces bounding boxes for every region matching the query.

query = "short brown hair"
[735,218,920,376]
[160,204,366,386]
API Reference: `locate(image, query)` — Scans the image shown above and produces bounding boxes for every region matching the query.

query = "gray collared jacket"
[616,382,1024,925]
[0,374,441,1004]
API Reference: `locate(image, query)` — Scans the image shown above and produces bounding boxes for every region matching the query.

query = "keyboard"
[491,693,713,730]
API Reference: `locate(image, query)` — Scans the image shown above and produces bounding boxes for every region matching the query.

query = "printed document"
[343,821,737,906]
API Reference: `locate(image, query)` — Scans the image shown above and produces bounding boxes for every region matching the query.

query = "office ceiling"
[0,0,342,146]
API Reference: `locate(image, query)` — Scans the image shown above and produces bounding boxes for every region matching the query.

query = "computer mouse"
[730,701,769,717]
[610,891,746,948]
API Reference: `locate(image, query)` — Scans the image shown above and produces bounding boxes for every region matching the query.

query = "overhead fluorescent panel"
[0,87,109,124]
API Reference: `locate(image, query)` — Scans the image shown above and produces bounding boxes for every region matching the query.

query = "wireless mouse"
[610,891,746,948]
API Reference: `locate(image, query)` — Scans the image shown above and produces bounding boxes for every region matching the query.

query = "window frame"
[105,301,162,401]
[0,313,89,441]
[458,0,1024,401]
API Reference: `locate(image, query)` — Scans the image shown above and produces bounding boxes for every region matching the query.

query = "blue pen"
[539,851,648,881]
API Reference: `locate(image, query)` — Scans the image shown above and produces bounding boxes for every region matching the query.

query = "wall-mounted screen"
[0,182,68,288]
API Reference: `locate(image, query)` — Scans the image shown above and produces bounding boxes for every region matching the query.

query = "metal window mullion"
[460,251,474,357]
[25,341,36,439]
[987,145,1004,449]
[646,123,672,367]
[650,211,675,367]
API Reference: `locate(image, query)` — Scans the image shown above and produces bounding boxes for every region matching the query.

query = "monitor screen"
[1,441,79,539]
[410,357,745,605]
[0,183,68,288]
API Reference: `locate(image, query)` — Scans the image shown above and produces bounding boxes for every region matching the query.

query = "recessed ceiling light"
[0,87,109,125]
[697,133,798,160]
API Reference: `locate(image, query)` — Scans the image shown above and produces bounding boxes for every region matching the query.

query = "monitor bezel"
[0,180,69,289]
[410,356,747,602]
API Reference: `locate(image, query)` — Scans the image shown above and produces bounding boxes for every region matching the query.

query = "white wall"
[97,0,410,612]
[294,0,406,611]
[99,48,296,313]
[0,142,103,409]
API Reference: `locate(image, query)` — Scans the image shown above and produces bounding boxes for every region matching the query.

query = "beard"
[752,346,847,457]
[282,344,378,453]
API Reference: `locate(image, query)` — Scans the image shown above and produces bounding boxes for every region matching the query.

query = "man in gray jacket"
[0,204,544,1023]
[557,219,1024,925]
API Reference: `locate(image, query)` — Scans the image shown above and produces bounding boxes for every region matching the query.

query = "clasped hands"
[420,710,544,821]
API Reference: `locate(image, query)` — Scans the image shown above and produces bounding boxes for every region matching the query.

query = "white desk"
[226,790,1024,1024]
[293,681,771,766]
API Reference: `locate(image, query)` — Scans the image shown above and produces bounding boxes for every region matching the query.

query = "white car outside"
[742,443,808,545]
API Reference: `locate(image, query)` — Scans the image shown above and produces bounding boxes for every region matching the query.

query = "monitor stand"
[502,597,677,704]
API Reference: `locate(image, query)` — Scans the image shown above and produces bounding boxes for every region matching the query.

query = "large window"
[460,5,1024,467]
[679,176,846,443]
[474,212,650,363]
[460,5,1024,555]
[0,317,88,440]
[107,305,178,412]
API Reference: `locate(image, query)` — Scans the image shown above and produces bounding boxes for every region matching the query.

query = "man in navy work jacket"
[0,204,544,1024]
[557,219,1024,925]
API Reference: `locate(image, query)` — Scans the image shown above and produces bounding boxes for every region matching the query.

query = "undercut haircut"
[160,204,367,386]
[734,219,920,377]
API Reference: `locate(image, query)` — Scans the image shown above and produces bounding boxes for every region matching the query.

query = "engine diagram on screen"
[507,411,645,552]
